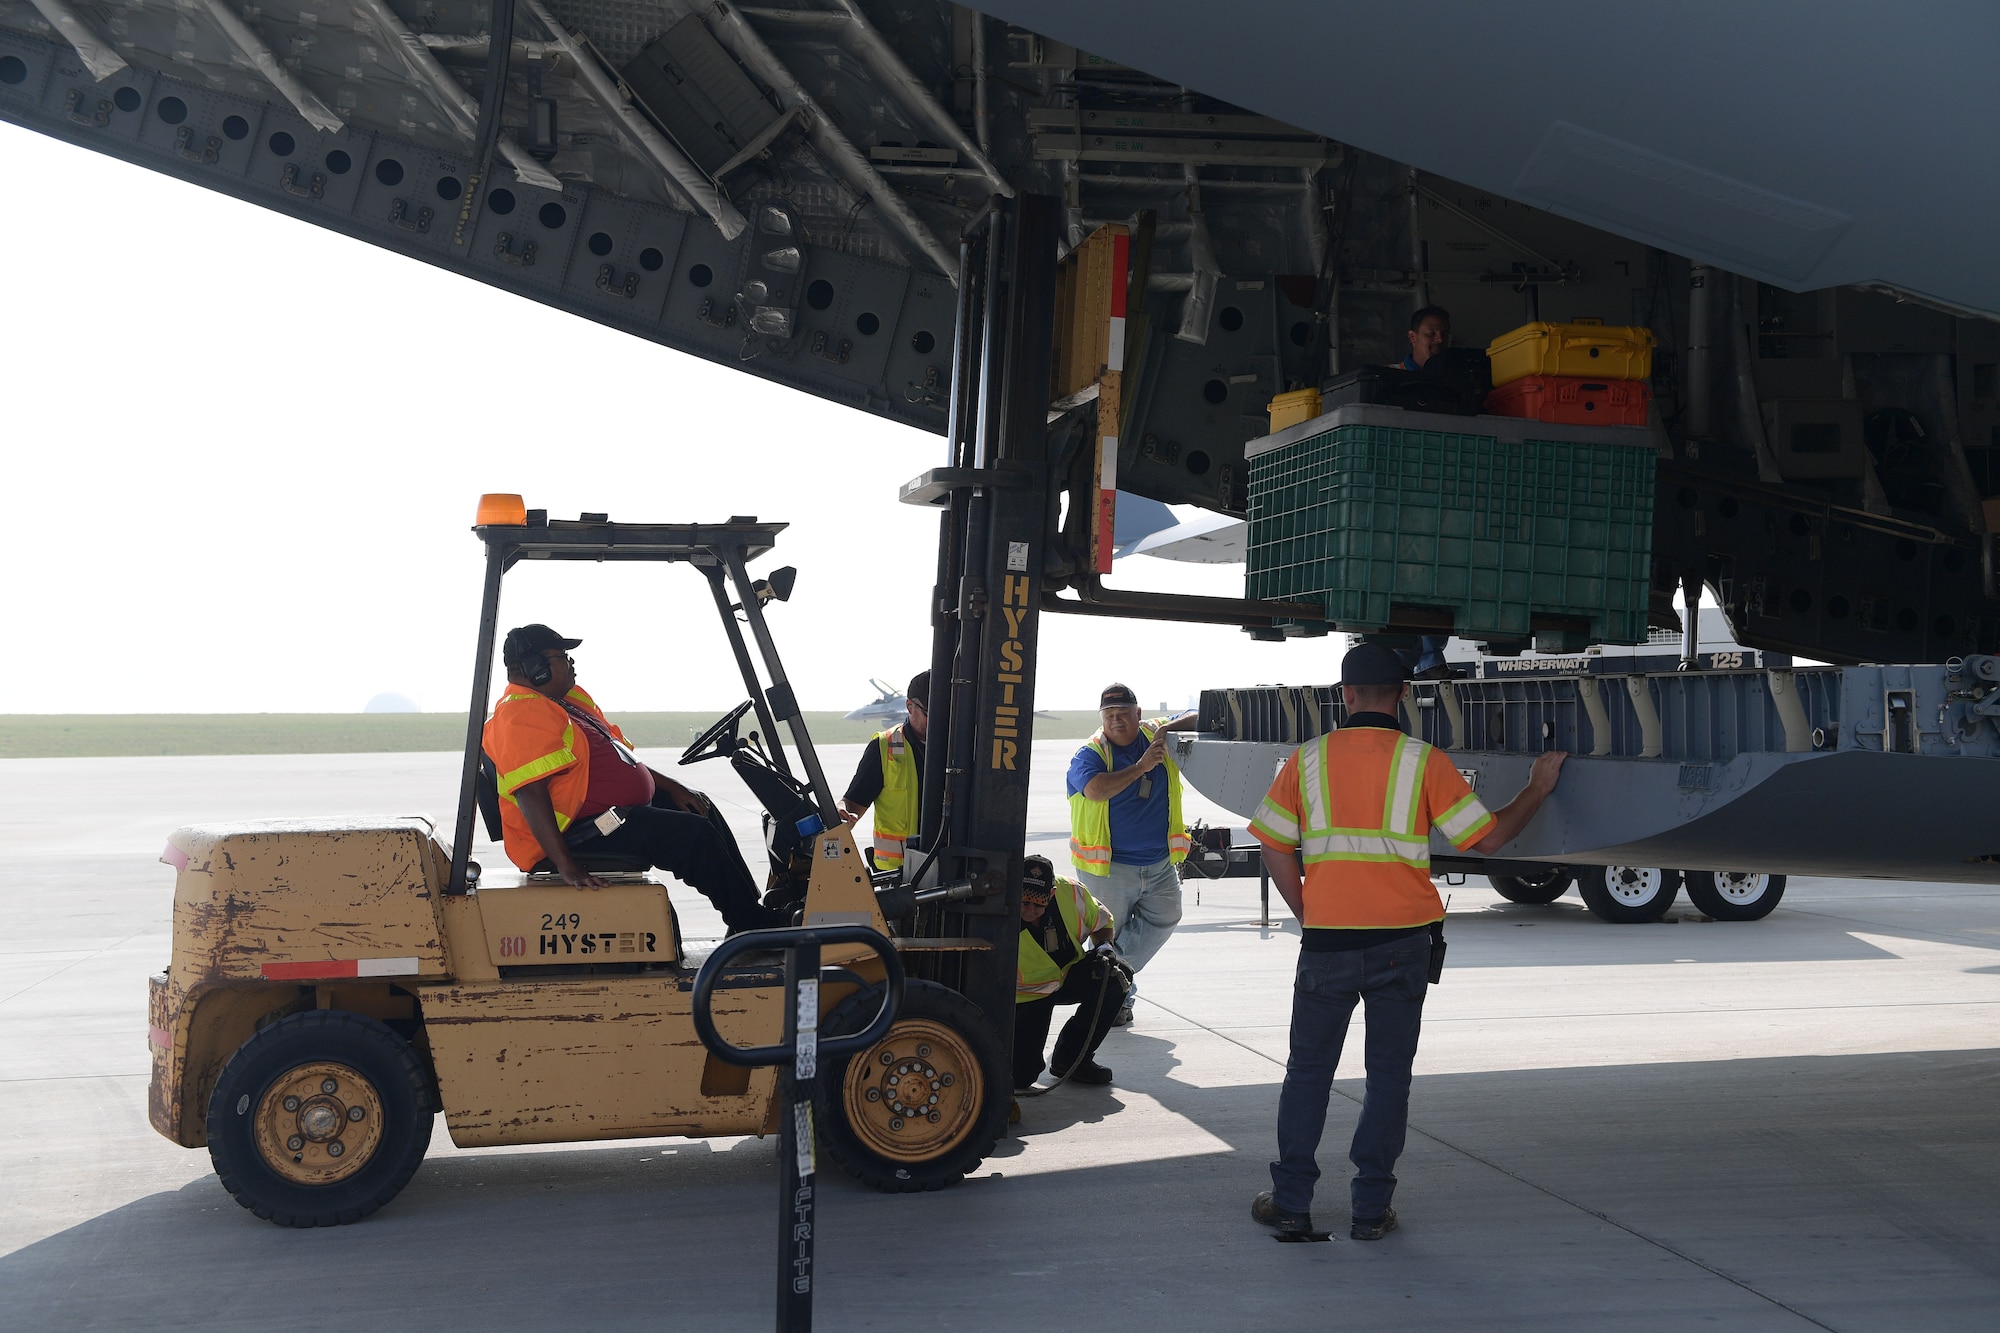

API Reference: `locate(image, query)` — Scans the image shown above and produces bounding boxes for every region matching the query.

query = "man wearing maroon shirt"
[485,624,778,934]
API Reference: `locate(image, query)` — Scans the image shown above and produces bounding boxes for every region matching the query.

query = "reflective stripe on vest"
[1296,732,1431,871]
[870,724,921,870]
[494,690,580,832]
[1066,721,1187,876]
[1017,877,1102,999]
[1286,729,1451,930]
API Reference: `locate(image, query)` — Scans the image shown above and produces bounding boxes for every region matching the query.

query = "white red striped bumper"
[260,957,421,981]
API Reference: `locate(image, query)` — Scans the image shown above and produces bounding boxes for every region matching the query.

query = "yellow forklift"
[146,499,1010,1226]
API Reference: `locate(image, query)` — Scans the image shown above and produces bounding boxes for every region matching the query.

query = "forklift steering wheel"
[679,700,756,766]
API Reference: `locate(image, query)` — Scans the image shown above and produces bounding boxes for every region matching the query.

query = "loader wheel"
[816,980,1007,1193]
[1685,871,1786,921]
[1578,865,1682,924]
[1487,867,1573,904]
[206,1010,433,1227]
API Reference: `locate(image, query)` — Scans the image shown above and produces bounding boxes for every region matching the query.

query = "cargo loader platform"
[1176,657,2000,887]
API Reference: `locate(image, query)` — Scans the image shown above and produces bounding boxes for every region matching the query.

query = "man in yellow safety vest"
[1066,682,1198,1026]
[1248,642,1565,1242]
[840,670,928,874]
[1015,855,1126,1091]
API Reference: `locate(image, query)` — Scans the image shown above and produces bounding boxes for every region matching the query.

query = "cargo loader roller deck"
[1174,653,2000,923]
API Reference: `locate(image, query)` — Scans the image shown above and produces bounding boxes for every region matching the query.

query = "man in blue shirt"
[1401,305,1450,372]
[1066,683,1198,1025]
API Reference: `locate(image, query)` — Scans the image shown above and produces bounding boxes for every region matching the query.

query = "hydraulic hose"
[1015,950,1123,1098]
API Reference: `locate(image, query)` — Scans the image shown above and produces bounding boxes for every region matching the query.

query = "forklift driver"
[483,624,779,934]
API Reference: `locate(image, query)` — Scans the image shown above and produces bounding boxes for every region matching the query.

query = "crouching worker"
[1015,854,1128,1091]
[483,623,779,935]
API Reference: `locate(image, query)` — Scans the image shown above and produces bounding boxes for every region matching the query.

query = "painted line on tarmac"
[1422,997,2000,1024]
[0,929,150,1009]
[1139,992,1841,1333]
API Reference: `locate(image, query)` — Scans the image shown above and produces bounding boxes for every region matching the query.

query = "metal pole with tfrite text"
[777,934,819,1332]
[690,921,900,1333]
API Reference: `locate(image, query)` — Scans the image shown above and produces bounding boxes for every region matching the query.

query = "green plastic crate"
[1246,406,1658,646]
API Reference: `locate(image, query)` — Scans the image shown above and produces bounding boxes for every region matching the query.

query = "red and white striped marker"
[260,957,421,981]
[1105,230,1129,374]
[1094,229,1130,575]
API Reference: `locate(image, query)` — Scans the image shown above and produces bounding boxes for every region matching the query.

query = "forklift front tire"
[206,1009,434,1227]
[815,980,1008,1193]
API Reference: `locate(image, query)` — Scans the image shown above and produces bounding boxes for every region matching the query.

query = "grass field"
[0,711,1106,758]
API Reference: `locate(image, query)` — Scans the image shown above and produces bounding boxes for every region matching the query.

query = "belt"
[563,806,632,847]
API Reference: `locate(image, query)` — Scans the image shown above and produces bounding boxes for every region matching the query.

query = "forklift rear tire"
[206,1009,434,1227]
[1684,871,1786,921]
[1577,865,1682,924]
[816,980,1008,1193]
[1487,868,1574,904]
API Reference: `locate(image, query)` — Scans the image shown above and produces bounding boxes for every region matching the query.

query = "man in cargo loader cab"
[1401,305,1451,371]
[483,624,778,934]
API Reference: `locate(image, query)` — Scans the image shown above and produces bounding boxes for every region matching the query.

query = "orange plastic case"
[1485,320,1655,386]
[1484,375,1652,426]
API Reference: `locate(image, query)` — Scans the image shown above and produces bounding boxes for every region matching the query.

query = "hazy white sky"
[0,121,1334,715]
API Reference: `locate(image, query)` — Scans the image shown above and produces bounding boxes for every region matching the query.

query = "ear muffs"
[507,640,554,687]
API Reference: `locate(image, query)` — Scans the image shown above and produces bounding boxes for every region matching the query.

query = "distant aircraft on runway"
[844,680,910,724]
[846,678,1059,723]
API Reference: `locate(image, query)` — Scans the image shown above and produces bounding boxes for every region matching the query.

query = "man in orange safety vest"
[483,624,777,934]
[1248,641,1565,1242]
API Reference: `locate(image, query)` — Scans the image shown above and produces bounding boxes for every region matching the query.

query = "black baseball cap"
[1099,682,1140,709]
[1340,641,1410,687]
[1022,855,1055,894]
[503,623,582,670]
[906,670,931,708]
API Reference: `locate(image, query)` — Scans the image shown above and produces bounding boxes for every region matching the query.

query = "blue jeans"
[1089,857,1184,984]
[1269,934,1430,1220]
[1412,635,1449,674]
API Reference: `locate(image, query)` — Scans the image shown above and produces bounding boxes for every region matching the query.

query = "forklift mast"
[907,194,1064,1042]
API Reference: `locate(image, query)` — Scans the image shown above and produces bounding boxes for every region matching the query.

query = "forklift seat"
[476,754,652,874]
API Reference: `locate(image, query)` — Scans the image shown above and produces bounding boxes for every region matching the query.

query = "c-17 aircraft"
[4,5,1998,890]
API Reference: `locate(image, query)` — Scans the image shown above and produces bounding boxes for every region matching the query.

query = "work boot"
[1350,1208,1399,1241]
[1251,1191,1314,1237]
[1066,1058,1113,1085]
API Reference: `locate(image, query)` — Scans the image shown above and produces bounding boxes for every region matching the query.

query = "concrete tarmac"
[3,746,1999,1330]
